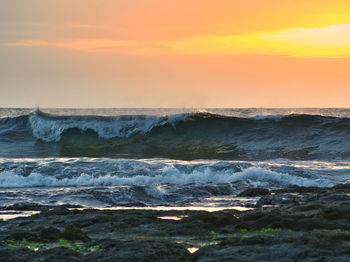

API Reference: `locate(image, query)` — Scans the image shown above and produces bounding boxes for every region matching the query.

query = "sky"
[1,0,350,108]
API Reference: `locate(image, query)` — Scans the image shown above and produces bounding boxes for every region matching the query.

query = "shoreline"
[1,185,350,261]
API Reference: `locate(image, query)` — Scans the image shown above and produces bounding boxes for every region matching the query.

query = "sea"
[1,108,350,210]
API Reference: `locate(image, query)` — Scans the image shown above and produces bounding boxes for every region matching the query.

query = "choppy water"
[1,108,350,209]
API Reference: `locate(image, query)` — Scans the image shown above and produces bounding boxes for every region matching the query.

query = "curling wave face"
[1,109,350,160]
[29,109,190,141]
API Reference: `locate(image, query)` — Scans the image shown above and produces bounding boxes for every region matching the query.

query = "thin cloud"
[3,24,350,57]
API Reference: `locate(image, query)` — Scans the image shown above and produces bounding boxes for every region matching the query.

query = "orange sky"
[1,0,350,107]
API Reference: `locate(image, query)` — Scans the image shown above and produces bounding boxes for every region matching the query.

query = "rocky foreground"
[1,185,350,261]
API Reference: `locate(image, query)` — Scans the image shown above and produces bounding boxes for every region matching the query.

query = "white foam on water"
[252,115,285,120]
[29,110,191,142]
[0,166,334,188]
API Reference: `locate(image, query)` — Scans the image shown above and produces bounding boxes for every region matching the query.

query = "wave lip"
[2,109,350,160]
[28,109,192,142]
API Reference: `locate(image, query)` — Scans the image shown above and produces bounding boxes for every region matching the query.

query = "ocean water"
[1,108,350,209]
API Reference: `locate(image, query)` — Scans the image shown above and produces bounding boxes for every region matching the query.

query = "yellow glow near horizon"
[4,24,350,58]
[2,0,350,108]
[170,24,350,57]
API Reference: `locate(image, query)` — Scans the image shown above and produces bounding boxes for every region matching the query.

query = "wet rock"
[196,231,350,262]
[6,230,39,242]
[39,227,62,242]
[2,186,350,261]
[86,239,193,262]
[182,211,238,227]
[273,185,326,194]
[332,184,350,190]
[4,203,44,211]
[0,247,36,262]
[73,214,112,228]
[61,225,90,242]
[160,222,209,236]
[42,206,72,216]
[40,247,82,262]
[321,206,350,220]
[238,188,270,197]
[256,194,298,207]
[295,202,327,211]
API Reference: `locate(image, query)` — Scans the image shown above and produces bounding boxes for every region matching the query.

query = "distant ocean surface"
[1,108,350,208]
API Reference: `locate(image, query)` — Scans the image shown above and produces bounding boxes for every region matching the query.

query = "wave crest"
[2,109,350,160]
[0,166,333,188]
[29,109,189,142]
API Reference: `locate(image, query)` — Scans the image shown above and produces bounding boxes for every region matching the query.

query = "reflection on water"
[158,215,188,221]
[70,206,253,212]
[0,210,40,221]
[187,247,199,253]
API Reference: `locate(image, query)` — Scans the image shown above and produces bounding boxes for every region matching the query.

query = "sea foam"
[29,109,190,142]
[0,166,334,188]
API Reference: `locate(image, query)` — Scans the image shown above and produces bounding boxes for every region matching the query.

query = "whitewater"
[1,108,350,208]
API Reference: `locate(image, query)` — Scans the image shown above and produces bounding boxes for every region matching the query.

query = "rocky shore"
[1,184,350,261]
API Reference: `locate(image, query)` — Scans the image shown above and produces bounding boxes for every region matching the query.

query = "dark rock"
[0,247,35,262]
[256,194,299,207]
[238,188,270,197]
[73,214,112,228]
[196,230,350,262]
[86,239,193,262]
[325,231,350,241]
[61,225,90,242]
[160,222,209,236]
[40,247,82,262]
[332,184,350,190]
[3,186,350,261]
[321,206,350,220]
[42,207,72,216]
[295,202,327,211]
[4,203,43,211]
[182,211,238,227]
[273,186,326,194]
[6,230,38,242]
[39,227,62,242]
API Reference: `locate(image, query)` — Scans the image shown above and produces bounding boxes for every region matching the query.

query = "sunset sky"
[1,0,350,107]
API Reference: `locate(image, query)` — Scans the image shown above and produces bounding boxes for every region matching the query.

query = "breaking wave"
[0,166,333,188]
[29,109,190,142]
[1,109,350,160]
